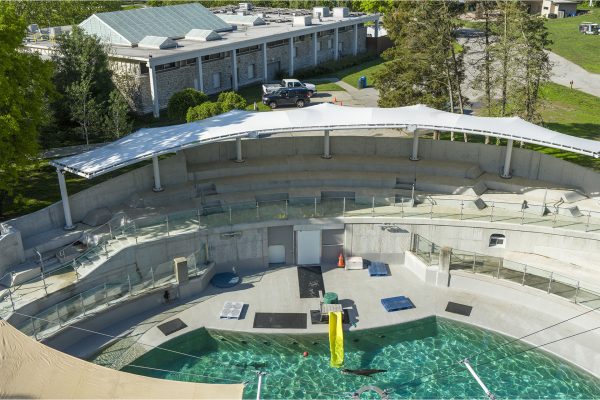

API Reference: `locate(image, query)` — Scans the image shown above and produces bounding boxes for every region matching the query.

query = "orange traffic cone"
[333,96,337,103]
[340,101,343,106]
[337,253,345,268]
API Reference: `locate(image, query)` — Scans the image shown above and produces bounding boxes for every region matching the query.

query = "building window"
[296,35,306,42]
[317,41,322,51]
[543,6,549,9]
[327,38,333,49]
[184,58,196,65]
[339,42,343,53]
[267,39,289,48]
[202,52,228,62]
[247,64,255,79]
[294,46,299,58]
[212,72,221,88]
[489,234,506,248]
[318,29,334,38]
[155,61,178,72]
[237,45,260,55]
[140,62,149,74]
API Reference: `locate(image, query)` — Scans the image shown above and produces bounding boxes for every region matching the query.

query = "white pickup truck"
[262,79,317,96]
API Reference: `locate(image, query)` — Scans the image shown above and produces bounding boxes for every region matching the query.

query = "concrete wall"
[345,223,411,265]
[0,227,25,276]
[267,225,294,264]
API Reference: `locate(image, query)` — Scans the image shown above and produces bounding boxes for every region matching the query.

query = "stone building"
[25,3,378,117]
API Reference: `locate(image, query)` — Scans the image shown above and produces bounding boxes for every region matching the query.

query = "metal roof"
[138,36,177,49]
[51,103,600,179]
[79,3,232,46]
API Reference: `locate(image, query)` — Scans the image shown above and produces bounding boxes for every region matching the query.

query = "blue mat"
[368,262,388,276]
[381,296,415,312]
[211,272,240,288]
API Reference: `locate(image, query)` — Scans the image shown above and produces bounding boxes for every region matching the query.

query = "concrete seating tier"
[186,155,486,182]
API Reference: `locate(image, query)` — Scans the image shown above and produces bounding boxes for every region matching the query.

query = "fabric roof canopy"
[51,103,600,179]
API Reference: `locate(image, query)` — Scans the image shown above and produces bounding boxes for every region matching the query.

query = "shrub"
[186,101,223,122]
[167,88,208,121]
[217,91,247,112]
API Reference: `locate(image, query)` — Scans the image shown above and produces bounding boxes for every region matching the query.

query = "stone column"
[322,130,331,159]
[289,37,295,76]
[232,49,238,91]
[57,169,75,230]
[334,28,339,61]
[152,155,163,192]
[235,137,244,163]
[196,56,204,93]
[173,257,189,284]
[149,63,160,118]
[263,42,268,81]
[353,24,358,56]
[501,139,514,178]
[408,126,420,161]
[313,33,318,66]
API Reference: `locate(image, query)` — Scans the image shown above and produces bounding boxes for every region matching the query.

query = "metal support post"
[127,274,132,295]
[256,202,260,220]
[151,266,155,288]
[409,127,420,161]
[322,130,331,159]
[36,249,48,295]
[57,168,75,230]
[229,206,233,224]
[343,197,346,217]
[547,272,553,293]
[109,223,113,239]
[197,209,202,230]
[462,359,496,400]
[80,293,85,315]
[401,197,404,218]
[429,203,433,219]
[460,200,464,220]
[285,200,288,219]
[490,202,495,222]
[521,207,525,225]
[586,211,591,232]
[56,305,62,327]
[553,211,558,228]
[235,137,244,163]
[371,196,375,216]
[166,215,170,236]
[8,288,15,311]
[314,197,317,217]
[256,371,267,400]
[472,252,476,273]
[501,139,514,179]
[152,156,163,192]
[575,281,580,304]
[522,266,527,286]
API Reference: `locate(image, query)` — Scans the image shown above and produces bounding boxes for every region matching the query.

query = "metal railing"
[2,195,599,319]
[14,249,209,340]
[411,234,600,309]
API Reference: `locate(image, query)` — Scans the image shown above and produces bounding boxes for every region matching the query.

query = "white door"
[268,245,285,264]
[297,230,321,265]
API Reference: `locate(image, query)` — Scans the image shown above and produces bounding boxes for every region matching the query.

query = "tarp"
[0,321,245,399]
[51,103,600,179]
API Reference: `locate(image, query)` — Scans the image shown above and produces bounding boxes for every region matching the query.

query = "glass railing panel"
[286,197,318,219]
[576,288,600,309]
[57,295,84,325]
[34,305,60,333]
[474,254,502,278]
[345,196,373,217]
[371,196,398,217]
[522,265,552,291]
[449,250,475,271]
[498,260,527,284]
[81,284,108,314]
[549,274,578,301]
[320,197,344,218]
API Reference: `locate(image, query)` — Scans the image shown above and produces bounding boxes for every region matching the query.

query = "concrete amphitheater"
[1,103,600,398]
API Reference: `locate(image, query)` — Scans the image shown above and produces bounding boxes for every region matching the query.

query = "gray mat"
[253,312,307,329]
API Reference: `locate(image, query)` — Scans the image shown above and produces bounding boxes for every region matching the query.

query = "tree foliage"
[167,88,208,121]
[217,91,247,112]
[0,3,54,216]
[186,101,223,122]
[105,90,133,139]
[13,1,122,28]
[53,26,114,134]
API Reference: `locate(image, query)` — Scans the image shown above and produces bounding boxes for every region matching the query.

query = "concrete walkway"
[548,51,600,98]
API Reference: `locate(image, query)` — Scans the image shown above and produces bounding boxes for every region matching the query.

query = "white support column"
[195,56,204,93]
[353,24,358,56]
[235,137,245,163]
[322,130,331,159]
[289,37,295,76]
[374,18,379,38]
[232,49,238,91]
[148,63,160,118]
[501,139,514,179]
[56,169,75,230]
[263,43,268,81]
[408,125,420,161]
[152,156,163,192]
[312,33,318,66]
[334,28,339,61]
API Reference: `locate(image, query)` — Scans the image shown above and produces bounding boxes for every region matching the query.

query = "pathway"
[547,51,600,98]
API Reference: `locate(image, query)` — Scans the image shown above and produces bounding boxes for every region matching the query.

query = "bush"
[186,101,223,122]
[217,91,247,112]
[167,88,208,121]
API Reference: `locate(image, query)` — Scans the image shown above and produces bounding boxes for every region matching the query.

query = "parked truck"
[262,79,316,96]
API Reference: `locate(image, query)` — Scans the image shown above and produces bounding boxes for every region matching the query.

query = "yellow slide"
[328,311,344,368]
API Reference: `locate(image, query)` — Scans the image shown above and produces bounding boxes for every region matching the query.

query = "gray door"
[267,61,280,81]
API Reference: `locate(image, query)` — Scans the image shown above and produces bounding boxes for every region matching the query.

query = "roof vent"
[333,7,349,19]
[313,7,330,18]
[185,29,222,41]
[238,2,253,11]
[27,24,39,33]
[293,16,312,26]
[138,36,177,49]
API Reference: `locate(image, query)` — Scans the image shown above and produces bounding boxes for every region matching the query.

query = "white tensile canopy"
[51,103,600,179]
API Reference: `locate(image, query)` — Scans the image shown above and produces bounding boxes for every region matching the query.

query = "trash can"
[358,76,367,89]
[323,292,339,304]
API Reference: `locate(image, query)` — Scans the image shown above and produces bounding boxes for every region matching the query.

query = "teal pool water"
[122,317,600,399]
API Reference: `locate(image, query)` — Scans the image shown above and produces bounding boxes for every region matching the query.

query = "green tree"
[105,90,133,139]
[14,1,122,28]
[67,76,103,146]
[217,91,247,112]
[167,88,208,121]
[186,101,223,122]
[53,26,113,132]
[0,4,54,217]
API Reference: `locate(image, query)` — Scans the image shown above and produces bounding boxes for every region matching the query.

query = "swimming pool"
[122,317,600,399]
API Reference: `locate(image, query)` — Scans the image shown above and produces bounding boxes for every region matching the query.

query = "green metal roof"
[79,3,232,46]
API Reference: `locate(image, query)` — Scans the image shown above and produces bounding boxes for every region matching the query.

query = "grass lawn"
[531,82,600,169]
[315,82,345,91]
[545,11,600,74]
[328,57,388,89]
[1,159,152,222]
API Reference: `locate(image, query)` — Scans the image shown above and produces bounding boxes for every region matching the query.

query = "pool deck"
[122,261,600,378]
